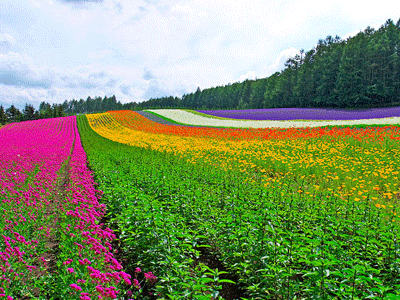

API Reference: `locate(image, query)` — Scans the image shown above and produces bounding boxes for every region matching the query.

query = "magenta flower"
[133,279,141,290]
[70,283,82,291]
[79,292,91,300]
[26,265,36,272]
[67,268,75,273]
[95,285,104,293]
[79,258,91,265]
[63,258,73,265]
[144,271,157,284]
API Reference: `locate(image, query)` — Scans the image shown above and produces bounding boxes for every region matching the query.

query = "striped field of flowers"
[146,108,400,128]
[87,111,400,208]
[80,110,400,298]
[3,110,399,299]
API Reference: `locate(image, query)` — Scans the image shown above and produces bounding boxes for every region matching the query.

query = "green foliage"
[78,115,400,299]
[5,104,23,123]
[22,103,39,121]
[78,116,228,298]
[0,105,6,125]
[63,95,182,114]
[39,101,65,118]
[63,95,126,114]
[178,19,400,110]
[0,102,65,125]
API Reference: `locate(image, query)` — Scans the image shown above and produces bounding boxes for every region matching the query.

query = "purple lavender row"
[197,106,400,120]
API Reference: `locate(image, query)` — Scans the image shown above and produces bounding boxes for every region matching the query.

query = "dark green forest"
[61,94,180,114]
[62,95,136,114]
[0,102,64,125]
[178,19,400,110]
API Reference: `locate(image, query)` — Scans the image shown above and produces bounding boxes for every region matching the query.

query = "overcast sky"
[0,0,399,108]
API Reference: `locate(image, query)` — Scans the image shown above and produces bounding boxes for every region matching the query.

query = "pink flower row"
[0,117,136,299]
[0,117,76,297]
[58,119,134,299]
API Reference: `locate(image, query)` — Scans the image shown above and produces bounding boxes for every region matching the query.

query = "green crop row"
[78,116,232,299]
[77,115,400,299]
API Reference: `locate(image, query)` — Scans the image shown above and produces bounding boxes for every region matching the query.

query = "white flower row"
[146,109,400,128]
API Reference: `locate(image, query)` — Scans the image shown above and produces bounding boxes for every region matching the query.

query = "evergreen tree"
[0,105,6,125]
[249,79,267,109]
[6,105,22,123]
[238,80,252,109]
[39,102,53,118]
[314,37,344,107]
[23,104,36,121]
[193,87,202,108]
[263,72,280,108]
[336,32,369,107]
[294,49,316,107]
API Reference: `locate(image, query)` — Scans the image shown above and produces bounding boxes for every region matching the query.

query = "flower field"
[197,107,400,121]
[145,109,400,128]
[0,117,135,299]
[1,110,400,299]
[78,110,400,299]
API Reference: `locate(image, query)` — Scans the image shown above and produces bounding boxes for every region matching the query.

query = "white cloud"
[87,49,114,60]
[0,52,53,88]
[342,22,384,40]
[1,0,400,106]
[0,84,50,109]
[265,47,300,75]
[239,71,257,82]
[0,33,16,48]
[0,51,122,107]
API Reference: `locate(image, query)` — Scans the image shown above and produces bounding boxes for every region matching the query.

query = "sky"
[0,0,399,109]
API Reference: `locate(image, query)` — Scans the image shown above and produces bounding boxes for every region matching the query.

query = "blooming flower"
[133,279,141,290]
[70,283,82,291]
[144,272,157,284]
[63,258,73,265]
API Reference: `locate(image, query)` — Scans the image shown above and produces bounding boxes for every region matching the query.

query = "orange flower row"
[109,110,400,142]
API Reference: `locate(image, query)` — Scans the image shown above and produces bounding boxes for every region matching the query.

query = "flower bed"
[0,117,135,299]
[146,109,400,128]
[197,106,400,120]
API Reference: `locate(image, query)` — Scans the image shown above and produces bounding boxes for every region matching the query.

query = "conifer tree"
[0,105,6,125]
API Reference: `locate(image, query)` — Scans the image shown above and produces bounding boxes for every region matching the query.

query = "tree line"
[63,95,124,114]
[0,102,65,125]
[135,18,400,110]
[61,94,181,114]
